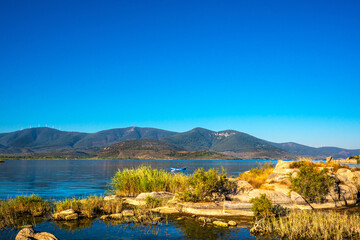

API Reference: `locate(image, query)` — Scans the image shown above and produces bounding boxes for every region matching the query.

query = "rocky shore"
[13,160,360,239]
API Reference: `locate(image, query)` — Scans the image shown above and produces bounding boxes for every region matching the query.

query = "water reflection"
[0,159,275,200]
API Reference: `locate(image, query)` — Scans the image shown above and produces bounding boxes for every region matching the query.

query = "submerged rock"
[100,215,110,220]
[198,216,212,223]
[16,228,58,240]
[212,221,228,227]
[122,209,135,217]
[64,213,78,220]
[228,221,237,226]
[104,195,121,201]
[136,192,174,200]
[109,213,123,219]
[53,209,78,221]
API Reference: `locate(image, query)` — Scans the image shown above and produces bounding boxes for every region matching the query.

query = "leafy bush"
[180,168,236,202]
[290,165,334,203]
[239,162,274,188]
[145,196,163,208]
[250,194,275,219]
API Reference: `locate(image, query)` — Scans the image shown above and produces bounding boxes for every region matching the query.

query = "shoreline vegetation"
[2,158,360,239]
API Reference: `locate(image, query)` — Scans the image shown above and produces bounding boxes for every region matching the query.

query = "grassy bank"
[55,196,123,217]
[256,210,360,240]
[0,195,51,230]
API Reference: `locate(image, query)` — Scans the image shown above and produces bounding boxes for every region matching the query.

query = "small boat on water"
[170,167,186,172]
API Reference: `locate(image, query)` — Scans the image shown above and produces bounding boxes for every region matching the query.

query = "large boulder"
[136,192,174,200]
[326,156,334,163]
[16,228,58,240]
[336,168,358,186]
[265,160,297,184]
[232,189,293,205]
[232,180,254,194]
[290,191,307,205]
[228,180,254,201]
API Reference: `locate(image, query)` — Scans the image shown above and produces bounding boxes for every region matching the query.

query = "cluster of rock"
[16,228,58,240]
[197,216,237,227]
[327,156,359,164]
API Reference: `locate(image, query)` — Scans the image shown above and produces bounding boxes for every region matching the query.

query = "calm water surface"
[0,159,276,200]
[0,159,276,240]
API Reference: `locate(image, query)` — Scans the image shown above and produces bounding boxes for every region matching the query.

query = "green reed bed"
[258,210,360,240]
[109,166,189,196]
[110,166,235,202]
[0,195,51,230]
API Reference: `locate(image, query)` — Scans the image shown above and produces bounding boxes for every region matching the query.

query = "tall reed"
[109,166,188,196]
[0,195,51,230]
[54,195,122,216]
[257,210,360,240]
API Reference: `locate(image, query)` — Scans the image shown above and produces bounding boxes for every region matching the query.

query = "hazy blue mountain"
[269,142,360,158]
[73,127,177,149]
[96,138,236,160]
[0,127,177,153]
[0,127,358,159]
[162,128,295,159]
[0,127,86,153]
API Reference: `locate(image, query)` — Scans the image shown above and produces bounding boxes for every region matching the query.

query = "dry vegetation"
[290,157,359,172]
[238,162,274,188]
[257,210,360,240]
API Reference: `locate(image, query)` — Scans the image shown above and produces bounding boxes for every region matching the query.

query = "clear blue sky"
[1,0,359,148]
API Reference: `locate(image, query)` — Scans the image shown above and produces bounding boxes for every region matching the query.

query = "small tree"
[291,165,334,203]
[250,194,274,219]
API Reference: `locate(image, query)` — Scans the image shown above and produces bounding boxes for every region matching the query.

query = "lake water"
[0,159,276,240]
[0,159,276,200]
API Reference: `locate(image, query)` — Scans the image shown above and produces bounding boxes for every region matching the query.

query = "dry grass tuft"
[238,163,274,188]
[257,210,360,240]
[290,157,358,172]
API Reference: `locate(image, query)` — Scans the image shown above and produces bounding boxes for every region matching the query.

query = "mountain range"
[0,127,359,159]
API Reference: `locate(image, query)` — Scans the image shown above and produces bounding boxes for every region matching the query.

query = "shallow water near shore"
[0,216,256,240]
[0,159,276,239]
[0,159,277,200]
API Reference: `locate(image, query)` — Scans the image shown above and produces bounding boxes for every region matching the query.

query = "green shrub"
[55,198,83,212]
[250,194,275,219]
[145,196,163,208]
[290,165,334,203]
[180,168,236,202]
